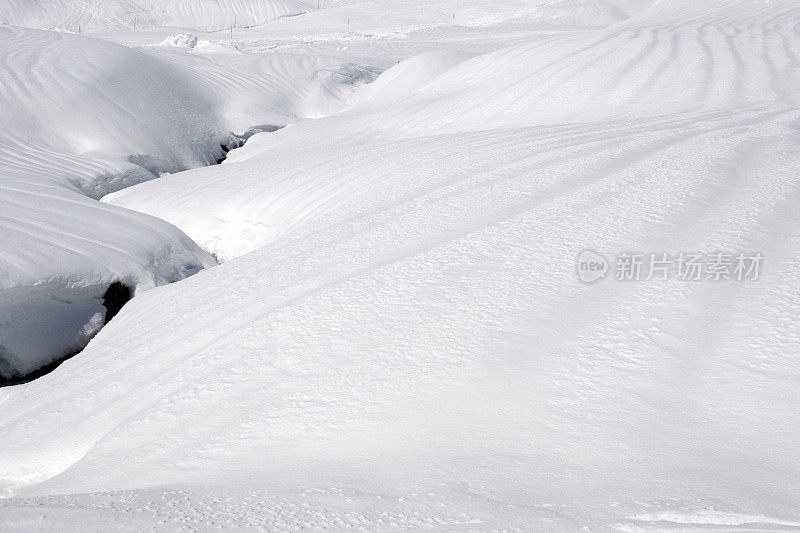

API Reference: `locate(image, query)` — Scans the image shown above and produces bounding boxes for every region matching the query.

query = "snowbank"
[159,33,199,48]
[0,26,219,378]
[107,0,800,259]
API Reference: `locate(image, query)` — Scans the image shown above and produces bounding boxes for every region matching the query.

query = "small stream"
[0,125,283,387]
[217,125,284,163]
[0,282,133,387]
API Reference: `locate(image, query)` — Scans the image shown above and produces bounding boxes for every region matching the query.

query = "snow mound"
[108,0,800,260]
[0,26,219,379]
[346,49,476,111]
[362,3,800,134]
[159,33,198,48]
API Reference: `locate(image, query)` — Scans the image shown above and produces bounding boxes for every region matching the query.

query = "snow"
[0,14,384,378]
[159,32,199,48]
[0,0,315,32]
[0,25,226,378]
[1,0,800,530]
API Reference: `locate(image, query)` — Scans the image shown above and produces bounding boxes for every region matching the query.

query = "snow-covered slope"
[0,26,223,378]
[0,0,314,32]
[106,0,800,260]
[0,14,379,379]
[1,0,799,530]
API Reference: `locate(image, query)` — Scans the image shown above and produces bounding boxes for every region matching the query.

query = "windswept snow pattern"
[107,0,800,257]
[0,0,314,32]
[1,0,800,531]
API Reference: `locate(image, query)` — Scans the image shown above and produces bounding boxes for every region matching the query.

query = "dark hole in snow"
[0,281,133,387]
[103,281,132,324]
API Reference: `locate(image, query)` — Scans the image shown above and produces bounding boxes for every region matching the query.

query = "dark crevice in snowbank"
[72,127,284,196]
[1,125,283,388]
[102,281,132,324]
[0,281,133,387]
[216,125,284,164]
[0,348,82,387]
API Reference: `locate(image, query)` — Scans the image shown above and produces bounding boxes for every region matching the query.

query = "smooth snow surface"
[1,0,800,531]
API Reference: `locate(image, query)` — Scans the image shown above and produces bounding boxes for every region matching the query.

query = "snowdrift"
[107,0,800,259]
[0,26,219,379]
[0,0,314,32]
[347,2,800,135]
[0,18,386,379]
